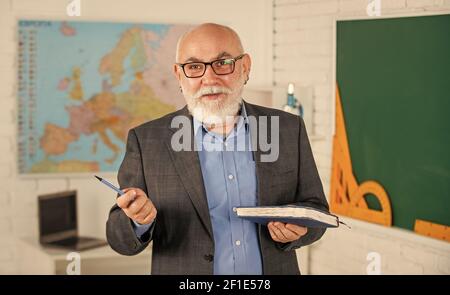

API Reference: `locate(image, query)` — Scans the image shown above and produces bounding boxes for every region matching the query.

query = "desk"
[17,237,152,275]
[18,237,309,274]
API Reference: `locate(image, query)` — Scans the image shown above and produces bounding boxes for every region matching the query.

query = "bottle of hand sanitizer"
[283,83,303,117]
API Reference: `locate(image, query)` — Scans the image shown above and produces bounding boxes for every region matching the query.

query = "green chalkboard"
[336,14,450,231]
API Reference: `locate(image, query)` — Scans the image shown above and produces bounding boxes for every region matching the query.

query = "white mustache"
[192,86,232,99]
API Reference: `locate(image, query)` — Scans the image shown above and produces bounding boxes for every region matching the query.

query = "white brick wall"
[274,0,450,274]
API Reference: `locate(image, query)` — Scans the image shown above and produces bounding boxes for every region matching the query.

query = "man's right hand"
[116,187,157,225]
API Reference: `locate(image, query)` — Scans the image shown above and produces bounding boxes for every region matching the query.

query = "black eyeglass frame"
[176,53,246,78]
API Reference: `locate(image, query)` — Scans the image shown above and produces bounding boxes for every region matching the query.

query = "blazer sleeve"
[106,128,155,256]
[278,116,330,251]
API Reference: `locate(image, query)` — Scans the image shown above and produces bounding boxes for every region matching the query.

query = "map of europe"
[17,20,191,174]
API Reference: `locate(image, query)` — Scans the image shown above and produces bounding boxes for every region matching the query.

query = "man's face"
[173,27,251,124]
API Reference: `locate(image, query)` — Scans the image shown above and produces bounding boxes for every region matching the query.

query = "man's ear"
[242,54,252,78]
[173,63,182,82]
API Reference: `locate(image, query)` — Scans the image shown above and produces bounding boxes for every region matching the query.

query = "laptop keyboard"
[51,237,105,248]
[53,237,80,246]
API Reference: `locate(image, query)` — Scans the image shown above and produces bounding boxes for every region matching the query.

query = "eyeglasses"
[176,54,246,78]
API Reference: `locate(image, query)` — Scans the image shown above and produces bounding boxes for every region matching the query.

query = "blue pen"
[95,175,125,196]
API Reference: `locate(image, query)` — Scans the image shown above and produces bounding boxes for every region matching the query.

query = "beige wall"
[273,0,450,274]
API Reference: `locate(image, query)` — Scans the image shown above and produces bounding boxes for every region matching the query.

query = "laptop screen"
[38,191,77,237]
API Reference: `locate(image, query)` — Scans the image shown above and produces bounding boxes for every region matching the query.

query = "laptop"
[38,190,108,251]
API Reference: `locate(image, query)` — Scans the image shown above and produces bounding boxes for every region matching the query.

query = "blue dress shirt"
[193,104,262,275]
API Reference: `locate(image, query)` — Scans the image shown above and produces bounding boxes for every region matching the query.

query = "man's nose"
[201,64,219,82]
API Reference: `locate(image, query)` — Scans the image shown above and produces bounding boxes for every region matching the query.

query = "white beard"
[184,85,243,125]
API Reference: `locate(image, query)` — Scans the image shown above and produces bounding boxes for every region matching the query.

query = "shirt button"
[233,207,237,212]
[235,240,241,246]
[228,174,234,180]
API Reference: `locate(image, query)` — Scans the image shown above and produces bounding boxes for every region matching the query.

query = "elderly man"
[106,23,329,275]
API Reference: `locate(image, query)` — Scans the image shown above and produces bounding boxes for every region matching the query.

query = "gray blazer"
[106,101,329,275]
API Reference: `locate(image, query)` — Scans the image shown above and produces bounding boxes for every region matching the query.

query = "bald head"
[176,23,244,62]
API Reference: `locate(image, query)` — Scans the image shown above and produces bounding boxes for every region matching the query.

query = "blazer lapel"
[244,101,273,206]
[165,107,214,240]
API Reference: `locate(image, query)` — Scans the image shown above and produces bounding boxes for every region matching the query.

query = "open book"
[235,205,344,228]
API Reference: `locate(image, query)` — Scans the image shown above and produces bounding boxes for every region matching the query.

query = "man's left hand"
[268,222,308,243]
